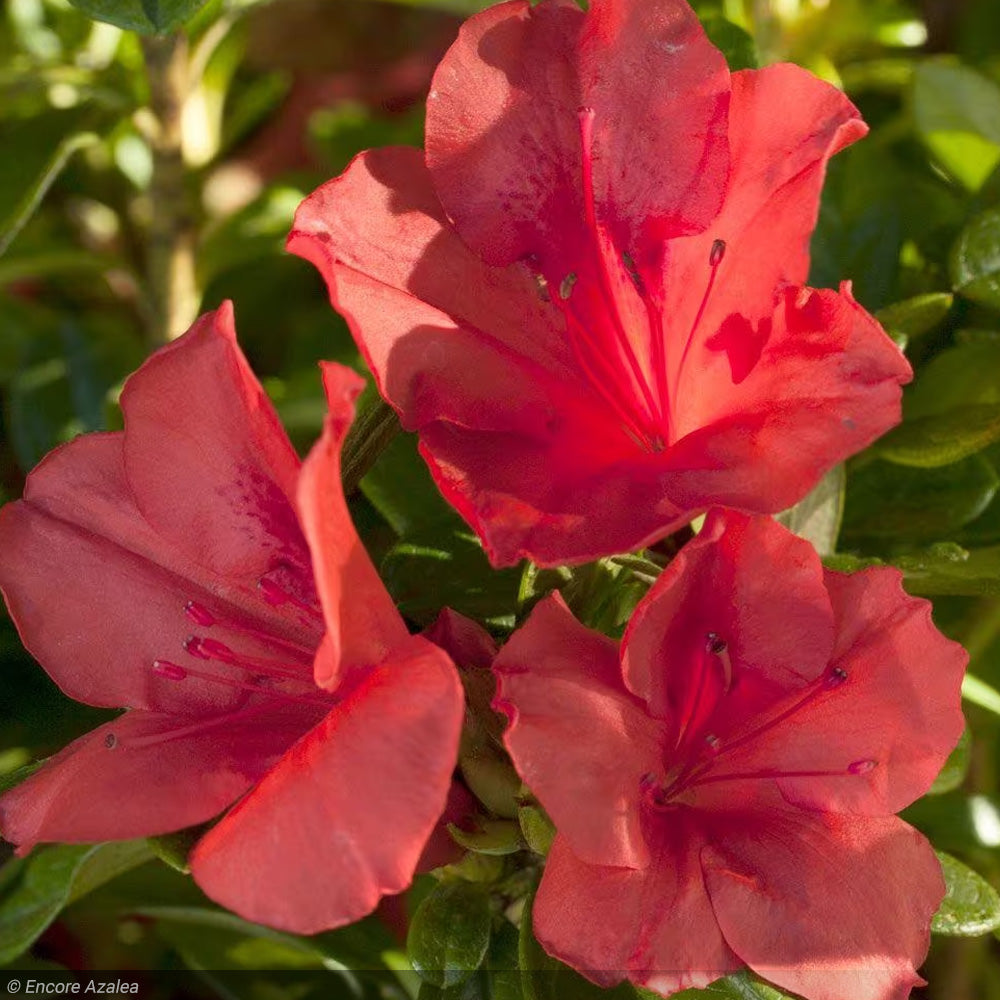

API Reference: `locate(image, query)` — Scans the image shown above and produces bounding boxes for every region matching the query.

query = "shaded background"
[1,0,1000,996]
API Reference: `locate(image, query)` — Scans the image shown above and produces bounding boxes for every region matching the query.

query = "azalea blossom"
[0,304,464,934]
[493,510,966,1000]
[288,0,911,568]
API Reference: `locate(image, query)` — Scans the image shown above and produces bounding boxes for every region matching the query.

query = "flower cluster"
[0,0,966,996]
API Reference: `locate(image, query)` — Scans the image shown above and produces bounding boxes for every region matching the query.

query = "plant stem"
[141,34,199,343]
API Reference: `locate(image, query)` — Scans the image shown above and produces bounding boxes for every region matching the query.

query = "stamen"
[577,106,666,433]
[104,733,118,749]
[184,601,216,627]
[257,577,324,622]
[672,237,727,403]
[849,758,877,775]
[152,659,188,681]
[559,273,578,300]
[183,636,314,684]
[151,658,330,707]
[686,762,876,790]
[705,632,733,693]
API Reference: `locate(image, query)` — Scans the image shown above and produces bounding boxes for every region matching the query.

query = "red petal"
[703,812,942,1000]
[121,302,313,590]
[534,830,741,994]
[621,511,834,734]
[425,0,729,272]
[0,706,317,849]
[726,567,966,816]
[666,286,911,514]
[494,595,660,868]
[0,434,314,714]
[662,63,866,373]
[189,636,463,933]
[423,607,498,669]
[296,363,408,689]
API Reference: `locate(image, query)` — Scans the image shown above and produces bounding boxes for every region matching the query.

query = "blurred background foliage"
[2,0,1000,996]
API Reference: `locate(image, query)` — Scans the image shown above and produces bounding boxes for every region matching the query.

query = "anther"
[258,577,291,607]
[709,239,727,267]
[183,635,212,660]
[559,272,578,300]
[705,632,727,655]
[825,666,849,688]
[104,733,118,749]
[184,601,215,627]
[152,659,188,682]
[848,759,877,775]
[704,734,721,753]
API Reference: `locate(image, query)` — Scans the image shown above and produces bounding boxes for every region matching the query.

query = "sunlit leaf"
[933,853,1000,936]
[65,0,209,33]
[951,206,1000,310]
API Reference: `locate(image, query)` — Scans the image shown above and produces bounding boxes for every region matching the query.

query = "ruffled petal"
[621,511,835,735]
[189,636,463,933]
[534,827,741,994]
[724,567,966,816]
[426,0,729,273]
[494,595,661,868]
[296,362,408,689]
[121,302,314,595]
[703,812,942,1000]
[0,705,318,849]
[0,434,315,714]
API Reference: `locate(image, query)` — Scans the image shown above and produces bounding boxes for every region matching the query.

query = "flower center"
[641,636,876,809]
[523,108,728,455]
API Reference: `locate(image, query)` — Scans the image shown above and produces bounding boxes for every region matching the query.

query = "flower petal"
[666,286,911,513]
[621,511,835,735]
[662,62,866,386]
[0,434,313,713]
[534,828,741,994]
[423,607,498,669]
[494,594,660,868]
[296,362,408,689]
[425,0,729,272]
[0,706,318,849]
[121,302,314,594]
[189,636,463,933]
[702,812,942,1000]
[727,567,966,816]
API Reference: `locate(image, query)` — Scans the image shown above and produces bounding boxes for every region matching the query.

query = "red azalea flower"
[493,510,966,1000]
[288,0,911,568]
[0,304,464,934]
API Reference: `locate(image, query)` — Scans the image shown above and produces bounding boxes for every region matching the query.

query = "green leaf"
[448,820,524,857]
[894,543,1000,596]
[776,464,844,555]
[65,0,209,33]
[674,970,797,999]
[913,61,1000,190]
[905,341,1000,419]
[0,111,102,257]
[951,206,1000,310]
[699,16,757,71]
[963,673,1000,717]
[460,754,523,820]
[407,880,493,989]
[929,725,972,794]
[876,292,953,344]
[876,405,1000,467]
[518,806,555,858]
[842,455,999,541]
[0,840,154,964]
[932,852,1000,936]
[487,920,524,1000]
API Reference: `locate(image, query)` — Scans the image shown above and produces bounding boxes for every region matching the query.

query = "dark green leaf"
[448,820,523,857]
[65,0,209,33]
[487,920,524,1000]
[906,341,1000,419]
[0,840,154,964]
[776,464,844,554]
[913,61,1000,190]
[951,206,1000,310]
[876,405,1000,467]
[929,725,972,795]
[0,110,102,257]
[698,16,757,71]
[843,455,998,541]
[876,292,953,343]
[933,852,1000,936]
[894,543,1000,596]
[407,880,493,989]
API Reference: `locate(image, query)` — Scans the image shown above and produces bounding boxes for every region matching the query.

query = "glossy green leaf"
[699,16,757,71]
[487,920,524,1000]
[518,806,555,858]
[843,455,998,541]
[408,880,493,989]
[448,820,524,857]
[913,61,1000,190]
[0,111,102,257]
[776,464,844,554]
[894,543,1000,596]
[933,853,1000,936]
[876,292,954,343]
[65,0,208,33]
[929,725,972,794]
[904,792,1000,853]
[0,840,154,964]
[951,206,1000,310]
[906,341,1000,419]
[876,405,1000,467]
